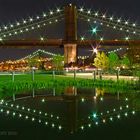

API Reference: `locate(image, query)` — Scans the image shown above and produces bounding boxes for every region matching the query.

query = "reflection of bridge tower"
[64,86,78,133]
[64,4,77,65]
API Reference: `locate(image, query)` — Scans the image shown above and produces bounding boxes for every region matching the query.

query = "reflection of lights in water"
[0,95,137,132]
[93,96,97,100]
[110,117,113,121]
[0,99,4,104]
[13,112,16,116]
[132,111,135,114]
[126,105,129,108]
[32,118,35,121]
[124,112,128,117]
[81,126,84,130]
[102,119,106,123]
[1,102,58,119]
[6,110,10,114]
[58,125,62,130]
[41,99,45,103]
[81,98,85,102]
[100,97,103,101]
[95,122,98,125]
[52,123,55,128]
[0,106,62,130]
[92,113,97,118]
[25,116,29,119]
[117,114,120,119]
[125,98,128,101]
[0,101,62,131]
[88,124,91,127]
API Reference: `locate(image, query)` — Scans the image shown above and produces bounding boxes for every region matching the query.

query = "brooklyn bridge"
[0,4,140,64]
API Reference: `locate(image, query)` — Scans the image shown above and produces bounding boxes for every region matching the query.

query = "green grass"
[0,74,139,97]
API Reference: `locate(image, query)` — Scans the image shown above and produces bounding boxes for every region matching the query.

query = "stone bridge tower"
[64,4,77,65]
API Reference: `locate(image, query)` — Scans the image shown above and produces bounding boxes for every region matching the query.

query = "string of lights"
[80,109,136,130]
[78,7,140,36]
[0,100,62,130]
[0,15,64,40]
[79,97,136,130]
[17,49,56,61]
[0,7,63,33]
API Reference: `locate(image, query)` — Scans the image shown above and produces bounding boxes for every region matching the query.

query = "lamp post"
[32,67,36,81]
[98,69,102,80]
[12,71,15,82]
[116,67,120,81]
[52,70,55,80]
[53,87,55,96]
[74,68,76,80]
[13,93,15,101]
[93,69,96,80]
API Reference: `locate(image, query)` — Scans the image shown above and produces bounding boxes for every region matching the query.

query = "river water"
[0,87,140,140]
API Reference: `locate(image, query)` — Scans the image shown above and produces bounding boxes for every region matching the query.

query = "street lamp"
[32,67,36,81]
[116,67,120,81]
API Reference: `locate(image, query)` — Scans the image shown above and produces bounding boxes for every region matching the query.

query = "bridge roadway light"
[93,48,98,54]
[79,7,84,12]
[40,37,44,41]
[10,24,14,28]
[125,21,128,25]
[125,36,129,41]
[81,36,85,41]
[23,20,27,24]
[132,23,136,27]
[36,16,40,19]
[57,8,60,13]
[100,37,103,41]
[92,27,97,34]
[43,13,46,17]
[95,12,98,16]
[87,10,91,14]
[109,17,113,21]
[50,11,53,15]
[117,19,121,23]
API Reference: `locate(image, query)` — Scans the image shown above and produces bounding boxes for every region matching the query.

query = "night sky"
[0,0,140,60]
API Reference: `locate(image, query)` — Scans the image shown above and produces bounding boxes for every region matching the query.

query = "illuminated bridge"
[0,4,140,64]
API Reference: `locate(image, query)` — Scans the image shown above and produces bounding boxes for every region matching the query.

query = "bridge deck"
[0,39,140,48]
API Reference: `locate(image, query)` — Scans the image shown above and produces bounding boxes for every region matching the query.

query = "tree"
[52,55,64,70]
[121,55,130,68]
[28,56,45,70]
[108,52,119,69]
[93,52,109,70]
[28,57,39,68]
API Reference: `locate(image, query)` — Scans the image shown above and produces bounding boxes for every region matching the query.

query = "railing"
[0,69,139,82]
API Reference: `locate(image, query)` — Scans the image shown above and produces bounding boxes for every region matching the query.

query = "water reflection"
[0,86,138,134]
